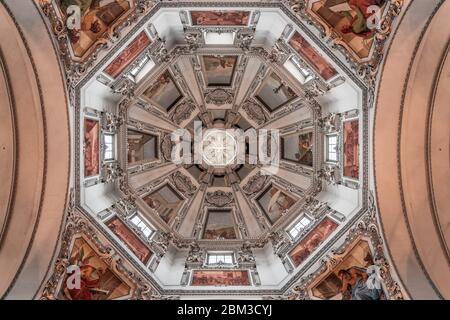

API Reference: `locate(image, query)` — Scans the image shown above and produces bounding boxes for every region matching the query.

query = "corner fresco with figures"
[290,0,404,74]
[310,240,383,300]
[310,0,389,59]
[57,237,132,300]
[39,0,135,60]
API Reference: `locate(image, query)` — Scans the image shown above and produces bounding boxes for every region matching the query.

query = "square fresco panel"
[289,217,338,267]
[288,31,337,81]
[84,118,99,177]
[106,217,152,264]
[257,185,296,225]
[127,129,158,164]
[202,55,238,87]
[58,237,131,300]
[203,209,237,240]
[311,0,388,59]
[190,11,250,26]
[311,240,383,300]
[256,72,297,112]
[104,31,151,78]
[56,0,132,58]
[343,120,359,179]
[142,185,184,225]
[142,71,183,112]
[191,270,251,286]
[281,132,314,167]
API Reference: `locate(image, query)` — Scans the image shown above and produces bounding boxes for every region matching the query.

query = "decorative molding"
[205,88,234,105]
[171,99,196,125]
[170,171,197,197]
[205,190,234,207]
[241,99,267,125]
[161,134,174,162]
[242,173,267,196]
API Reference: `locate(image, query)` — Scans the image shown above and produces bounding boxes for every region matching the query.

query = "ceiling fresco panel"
[190,11,250,26]
[191,270,251,286]
[104,31,151,79]
[288,31,338,81]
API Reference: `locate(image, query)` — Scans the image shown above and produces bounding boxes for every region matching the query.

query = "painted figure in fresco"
[64,247,108,300]
[191,11,249,26]
[267,189,294,218]
[343,120,359,178]
[84,119,99,176]
[208,57,235,70]
[107,218,152,263]
[288,32,337,81]
[104,32,150,78]
[145,198,161,211]
[337,266,382,300]
[296,133,313,166]
[289,218,338,267]
[328,0,386,36]
[144,72,172,100]
[192,271,250,286]
[58,0,130,56]
[84,131,94,173]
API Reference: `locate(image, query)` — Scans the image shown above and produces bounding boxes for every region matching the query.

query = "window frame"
[128,54,155,83]
[290,56,313,82]
[206,252,235,266]
[325,134,338,163]
[288,215,313,240]
[130,214,154,238]
[103,133,115,162]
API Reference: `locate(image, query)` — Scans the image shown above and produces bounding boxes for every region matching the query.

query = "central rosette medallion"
[201,129,238,167]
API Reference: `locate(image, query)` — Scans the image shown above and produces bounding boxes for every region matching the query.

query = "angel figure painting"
[298,132,314,167]
[58,237,131,300]
[310,240,383,300]
[281,132,314,167]
[311,0,388,59]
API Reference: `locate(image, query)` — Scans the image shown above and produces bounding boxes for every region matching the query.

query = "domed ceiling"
[31,0,408,300]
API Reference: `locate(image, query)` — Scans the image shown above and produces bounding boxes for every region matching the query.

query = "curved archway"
[374,0,450,299]
[0,0,70,299]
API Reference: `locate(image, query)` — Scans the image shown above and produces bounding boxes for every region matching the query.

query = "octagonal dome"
[2,0,448,301]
